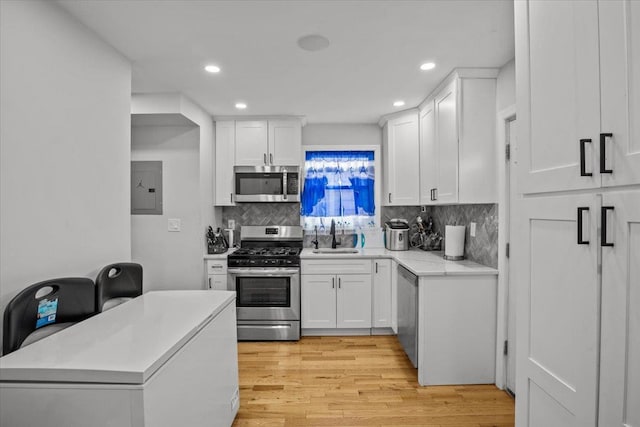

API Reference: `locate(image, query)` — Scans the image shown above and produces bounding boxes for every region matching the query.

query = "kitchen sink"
[312,248,360,254]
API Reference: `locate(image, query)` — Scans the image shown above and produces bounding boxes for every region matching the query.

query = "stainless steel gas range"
[227,225,302,341]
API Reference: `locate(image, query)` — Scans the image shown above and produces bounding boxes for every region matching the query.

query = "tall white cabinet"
[381,111,420,206]
[515,1,640,426]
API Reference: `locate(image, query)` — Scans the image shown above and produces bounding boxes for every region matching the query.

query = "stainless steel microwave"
[234,165,300,202]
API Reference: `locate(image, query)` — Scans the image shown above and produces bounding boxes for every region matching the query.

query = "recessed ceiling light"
[393,101,405,107]
[235,103,247,110]
[204,65,221,73]
[420,62,436,71]
[297,34,330,52]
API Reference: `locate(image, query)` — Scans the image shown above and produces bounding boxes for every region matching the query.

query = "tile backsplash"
[222,202,497,268]
[422,204,498,268]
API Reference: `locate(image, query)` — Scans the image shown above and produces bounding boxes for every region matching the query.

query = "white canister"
[225,229,234,248]
[444,225,465,260]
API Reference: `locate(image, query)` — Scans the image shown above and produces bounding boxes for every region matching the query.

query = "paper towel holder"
[443,225,465,261]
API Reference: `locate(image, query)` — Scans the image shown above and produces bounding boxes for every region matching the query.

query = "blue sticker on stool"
[36,297,58,328]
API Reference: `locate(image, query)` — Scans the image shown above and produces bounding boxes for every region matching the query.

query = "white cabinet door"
[599,0,640,188]
[419,100,437,204]
[234,121,268,166]
[433,80,458,204]
[268,120,301,166]
[207,275,227,291]
[214,121,235,205]
[515,194,599,427]
[301,274,336,329]
[517,0,601,194]
[372,259,392,328]
[599,191,640,427]
[383,112,420,206]
[336,274,372,329]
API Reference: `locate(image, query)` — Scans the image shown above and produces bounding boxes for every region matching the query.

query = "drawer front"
[206,260,227,275]
[302,259,371,275]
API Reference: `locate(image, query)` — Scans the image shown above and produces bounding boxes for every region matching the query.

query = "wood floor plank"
[233,336,514,427]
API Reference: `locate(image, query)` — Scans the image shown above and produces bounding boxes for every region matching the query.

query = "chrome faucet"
[312,226,319,250]
[330,219,341,249]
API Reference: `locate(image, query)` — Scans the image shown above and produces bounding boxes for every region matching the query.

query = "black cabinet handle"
[375,262,378,273]
[430,188,435,201]
[600,133,613,174]
[580,139,592,176]
[577,207,589,245]
[388,193,392,203]
[263,153,267,165]
[601,206,615,247]
[230,193,233,203]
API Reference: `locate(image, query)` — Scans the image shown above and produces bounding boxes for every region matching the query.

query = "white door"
[515,193,599,427]
[372,259,392,328]
[599,0,640,187]
[384,113,420,206]
[419,100,436,204]
[336,274,372,329]
[301,275,336,328]
[506,117,517,394]
[214,121,235,205]
[434,80,458,204]
[234,121,268,166]
[599,190,640,427]
[516,0,601,194]
[268,120,301,166]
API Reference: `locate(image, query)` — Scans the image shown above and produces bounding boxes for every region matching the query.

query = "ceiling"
[57,0,514,124]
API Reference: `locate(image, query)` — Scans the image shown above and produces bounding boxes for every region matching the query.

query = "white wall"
[131,125,203,291]
[303,123,382,146]
[0,0,131,340]
[496,58,516,112]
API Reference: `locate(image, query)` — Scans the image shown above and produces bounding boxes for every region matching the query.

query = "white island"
[0,290,239,427]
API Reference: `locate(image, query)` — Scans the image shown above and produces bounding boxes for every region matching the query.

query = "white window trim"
[300,144,381,230]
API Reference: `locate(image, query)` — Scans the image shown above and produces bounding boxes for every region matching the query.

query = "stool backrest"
[3,278,96,355]
[95,263,143,312]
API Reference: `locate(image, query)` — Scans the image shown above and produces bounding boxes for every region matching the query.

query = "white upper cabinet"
[268,120,302,166]
[382,111,420,206]
[418,71,497,205]
[518,0,640,194]
[214,121,235,206]
[419,100,437,204]
[432,80,459,204]
[599,0,640,187]
[234,120,302,167]
[234,121,268,166]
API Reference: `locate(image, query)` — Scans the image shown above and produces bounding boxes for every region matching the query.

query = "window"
[301,150,376,230]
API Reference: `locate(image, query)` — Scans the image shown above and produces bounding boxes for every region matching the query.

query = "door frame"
[495,104,516,390]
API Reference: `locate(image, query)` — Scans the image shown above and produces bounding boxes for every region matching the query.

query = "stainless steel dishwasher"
[397,265,418,368]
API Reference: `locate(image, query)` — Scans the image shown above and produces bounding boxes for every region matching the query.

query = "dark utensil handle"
[577,207,589,245]
[600,133,613,174]
[601,206,615,247]
[580,139,592,176]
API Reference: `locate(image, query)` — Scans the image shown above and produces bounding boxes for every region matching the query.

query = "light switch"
[470,222,476,237]
[168,218,181,232]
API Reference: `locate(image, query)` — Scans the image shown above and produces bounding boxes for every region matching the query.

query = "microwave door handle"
[282,171,288,200]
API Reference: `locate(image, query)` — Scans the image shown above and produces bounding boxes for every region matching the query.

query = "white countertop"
[0,290,236,385]
[300,248,497,276]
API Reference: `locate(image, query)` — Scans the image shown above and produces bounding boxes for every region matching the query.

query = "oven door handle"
[227,268,300,276]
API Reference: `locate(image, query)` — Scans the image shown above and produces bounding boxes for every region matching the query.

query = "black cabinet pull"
[430,188,435,201]
[600,133,613,174]
[375,262,378,273]
[388,193,392,203]
[601,206,615,247]
[580,139,592,176]
[577,207,589,245]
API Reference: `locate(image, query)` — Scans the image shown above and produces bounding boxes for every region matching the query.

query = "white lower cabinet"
[206,260,227,291]
[301,259,372,332]
[372,259,392,329]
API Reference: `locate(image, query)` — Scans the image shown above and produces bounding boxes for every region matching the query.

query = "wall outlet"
[470,222,476,237]
[168,218,181,232]
[420,206,427,213]
[228,219,236,229]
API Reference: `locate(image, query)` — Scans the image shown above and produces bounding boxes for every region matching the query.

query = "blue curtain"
[301,151,375,218]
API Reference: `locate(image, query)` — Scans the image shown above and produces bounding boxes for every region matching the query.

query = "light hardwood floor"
[233,336,515,426]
